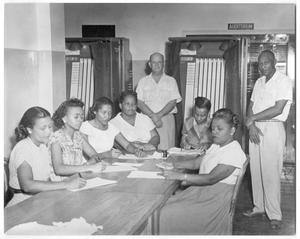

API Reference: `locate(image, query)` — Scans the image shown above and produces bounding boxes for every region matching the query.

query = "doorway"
[165,36,248,148]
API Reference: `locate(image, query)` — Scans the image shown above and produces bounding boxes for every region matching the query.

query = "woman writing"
[110,91,160,152]
[50,98,105,181]
[181,96,212,150]
[80,97,147,158]
[160,108,246,234]
[7,107,86,207]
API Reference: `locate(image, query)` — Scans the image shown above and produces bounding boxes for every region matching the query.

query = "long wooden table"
[4,157,184,235]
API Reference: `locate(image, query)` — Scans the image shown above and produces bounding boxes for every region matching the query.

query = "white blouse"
[9,137,52,190]
[110,112,155,143]
[7,137,53,207]
[199,141,246,185]
[80,121,120,153]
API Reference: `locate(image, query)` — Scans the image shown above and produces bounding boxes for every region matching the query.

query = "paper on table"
[69,178,117,192]
[102,165,138,172]
[127,170,165,179]
[6,217,103,235]
[112,162,143,167]
[118,151,163,160]
[167,147,205,156]
[156,162,174,170]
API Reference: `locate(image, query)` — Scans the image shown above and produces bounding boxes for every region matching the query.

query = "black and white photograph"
[3,0,297,237]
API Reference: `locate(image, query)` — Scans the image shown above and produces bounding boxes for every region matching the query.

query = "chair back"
[4,158,13,207]
[228,155,249,233]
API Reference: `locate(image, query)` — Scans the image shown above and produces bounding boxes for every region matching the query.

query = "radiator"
[69,58,94,117]
[184,58,226,119]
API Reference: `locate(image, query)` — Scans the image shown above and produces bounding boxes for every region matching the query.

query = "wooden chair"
[4,158,13,207]
[229,156,250,234]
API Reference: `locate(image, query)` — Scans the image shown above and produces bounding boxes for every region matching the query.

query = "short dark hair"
[258,49,276,61]
[120,91,137,104]
[212,108,239,129]
[87,97,113,120]
[195,97,211,111]
[15,107,51,142]
[52,98,84,129]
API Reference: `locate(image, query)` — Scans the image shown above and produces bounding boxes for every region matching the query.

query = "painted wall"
[4,3,66,157]
[64,3,295,85]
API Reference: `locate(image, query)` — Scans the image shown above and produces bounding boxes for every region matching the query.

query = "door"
[166,36,249,148]
[223,37,248,148]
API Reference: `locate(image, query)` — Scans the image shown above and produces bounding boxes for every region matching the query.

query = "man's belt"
[256,119,283,122]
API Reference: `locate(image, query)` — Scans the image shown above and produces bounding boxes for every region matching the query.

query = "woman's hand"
[134,149,147,158]
[64,176,86,190]
[88,162,107,173]
[132,142,144,149]
[161,170,184,181]
[141,143,156,151]
[186,135,200,148]
[183,143,192,150]
[90,154,102,163]
[111,148,122,158]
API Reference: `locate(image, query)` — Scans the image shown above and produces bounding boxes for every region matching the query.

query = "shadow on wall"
[9,135,16,154]
[144,60,151,75]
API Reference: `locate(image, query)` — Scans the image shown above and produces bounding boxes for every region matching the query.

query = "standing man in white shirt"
[136,52,182,150]
[243,50,293,229]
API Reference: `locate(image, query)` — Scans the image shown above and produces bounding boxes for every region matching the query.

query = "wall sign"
[228,23,254,30]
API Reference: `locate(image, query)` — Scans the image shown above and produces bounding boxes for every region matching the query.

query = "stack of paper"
[6,217,103,235]
[102,165,138,173]
[127,171,165,179]
[70,178,117,192]
[119,151,163,160]
[112,162,143,167]
[156,162,174,170]
[167,147,205,156]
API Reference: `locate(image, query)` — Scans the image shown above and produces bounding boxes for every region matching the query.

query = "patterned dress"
[181,117,212,149]
[49,129,86,181]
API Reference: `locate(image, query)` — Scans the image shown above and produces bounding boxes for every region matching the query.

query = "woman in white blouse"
[159,108,246,235]
[110,91,160,152]
[7,107,86,207]
[80,97,148,158]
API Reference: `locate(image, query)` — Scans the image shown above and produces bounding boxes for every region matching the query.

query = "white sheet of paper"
[112,162,143,167]
[102,165,138,173]
[167,147,204,155]
[127,170,165,179]
[6,217,103,235]
[118,151,163,160]
[70,178,117,192]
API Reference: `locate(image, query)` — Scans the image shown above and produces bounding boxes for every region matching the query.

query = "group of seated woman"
[7,91,160,207]
[6,91,246,235]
